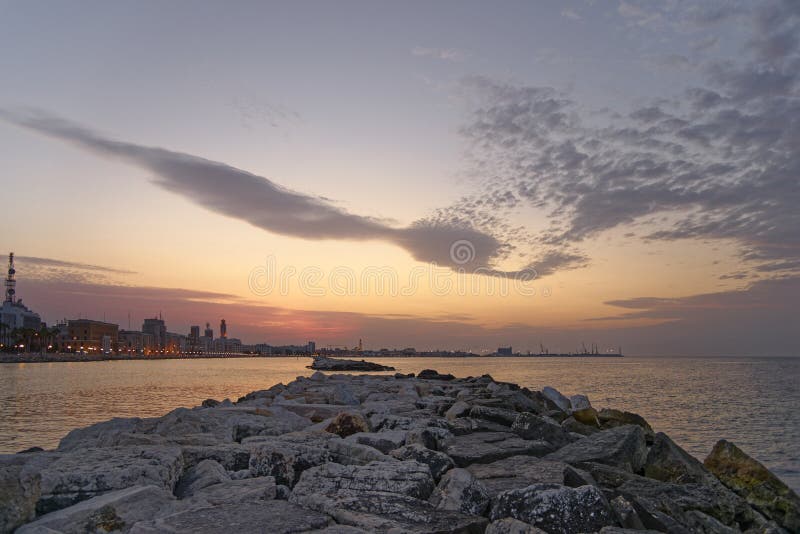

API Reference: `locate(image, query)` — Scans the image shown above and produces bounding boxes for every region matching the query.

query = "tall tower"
[5,252,16,303]
[220,319,227,339]
[204,322,213,339]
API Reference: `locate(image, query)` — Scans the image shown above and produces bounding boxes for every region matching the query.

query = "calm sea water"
[1,356,798,491]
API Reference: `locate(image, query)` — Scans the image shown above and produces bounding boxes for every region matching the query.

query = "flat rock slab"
[129,500,332,533]
[545,425,647,472]
[17,485,174,534]
[37,446,184,514]
[444,432,553,467]
[467,456,593,498]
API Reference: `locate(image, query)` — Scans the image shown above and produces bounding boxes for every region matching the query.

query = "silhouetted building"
[220,319,227,339]
[1,253,42,345]
[497,346,513,356]
[307,341,316,354]
[204,322,213,339]
[142,317,167,350]
[119,330,155,354]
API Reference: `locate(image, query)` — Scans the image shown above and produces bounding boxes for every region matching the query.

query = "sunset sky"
[1,1,798,355]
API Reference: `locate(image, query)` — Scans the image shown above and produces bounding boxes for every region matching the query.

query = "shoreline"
[0,352,624,364]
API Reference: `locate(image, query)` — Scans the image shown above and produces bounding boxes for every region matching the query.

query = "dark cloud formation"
[454,0,800,277]
[1,110,525,277]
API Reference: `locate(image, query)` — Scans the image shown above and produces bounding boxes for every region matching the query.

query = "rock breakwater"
[1,370,797,533]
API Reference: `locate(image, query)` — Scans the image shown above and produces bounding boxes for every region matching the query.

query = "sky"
[1,0,798,355]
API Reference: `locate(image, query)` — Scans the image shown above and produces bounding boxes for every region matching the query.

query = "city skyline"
[2,1,799,355]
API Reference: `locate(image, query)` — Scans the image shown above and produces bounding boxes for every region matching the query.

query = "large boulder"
[444,432,553,467]
[129,500,332,533]
[246,436,331,486]
[180,476,277,507]
[174,459,230,498]
[57,418,142,451]
[290,460,487,532]
[490,483,616,533]
[597,408,655,440]
[546,425,647,472]
[468,406,519,427]
[344,430,408,454]
[16,485,174,534]
[0,453,54,533]
[704,439,800,531]
[644,433,719,486]
[180,442,250,471]
[390,444,455,481]
[36,446,184,514]
[541,386,571,412]
[429,468,491,516]
[445,401,472,421]
[511,413,572,448]
[467,456,594,498]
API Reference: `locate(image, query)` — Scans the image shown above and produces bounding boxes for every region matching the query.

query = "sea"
[1,355,798,491]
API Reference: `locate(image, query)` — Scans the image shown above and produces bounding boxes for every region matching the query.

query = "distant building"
[220,319,227,339]
[497,346,513,356]
[204,322,213,339]
[119,330,155,354]
[165,332,188,353]
[307,341,316,354]
[189,325,200,342]
[1,253,42,346]
[66,319,119,352]
[142,317,167,350]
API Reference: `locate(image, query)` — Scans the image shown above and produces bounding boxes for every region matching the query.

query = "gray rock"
[129,500,332,533]
[16,485,174,534]
[490,483,616,533]
[324,412,371,438]
[546,425,647,472]
[597,408,655,440]
[542,386,571,412]
[429,468,490,515]
[511,413,572,447]
[448,418,513,435]
[174,459,230,498]
[569,394,591,411]
[180,443,250,471]
[705,439,800,532]
[179,476,277,506]
[467,456,594,498]
[610,494,647,529]
[445,432,553,467]
[468,406,519,427]
[57,418,142,452]
[290,460,486,532]
[37,446,184,514]
[344,430,408,454]
[644,432,720,485]
[0,453,55,533]
[485,518,548,533]
[246,436,331,486]
[309,356,394,372]
[445,401,471,421]
[405,425,453,451]
[390,444,455,481]
[561,416,600,436]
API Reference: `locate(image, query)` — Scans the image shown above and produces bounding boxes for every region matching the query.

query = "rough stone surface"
[390,444,455,481]
[246,436,332,486]
[444,432,553,467]
[644,432,720,485]
[36,446,184,514]
[0,454,50,533]
[468,406,518,427]
[705,439,800,531]
[174,459,230,498]
[308,356,394,371]
[324,412,371,438]
[467,456,594,498]
[597,408,655,439]
[490,483,616,533]
[429,468,490,515]
[541,386,571,412]
[16,485,174,534]
[345,430,408,454]
[546,425,647,472]
[130,500,332,533]
[511,412,572,448]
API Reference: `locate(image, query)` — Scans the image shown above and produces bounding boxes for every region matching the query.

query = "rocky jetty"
[2,370,797,533]
[307,356,395,372]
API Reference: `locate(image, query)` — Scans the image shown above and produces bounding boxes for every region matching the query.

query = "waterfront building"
[118,330,155,354]
[220,319,227,339]
[66,319,119,353]
[497,346,513,356]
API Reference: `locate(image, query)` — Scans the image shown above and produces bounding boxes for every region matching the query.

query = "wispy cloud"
[0,110,529,278]
[411,46,465,62]
[16,256,136,275]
